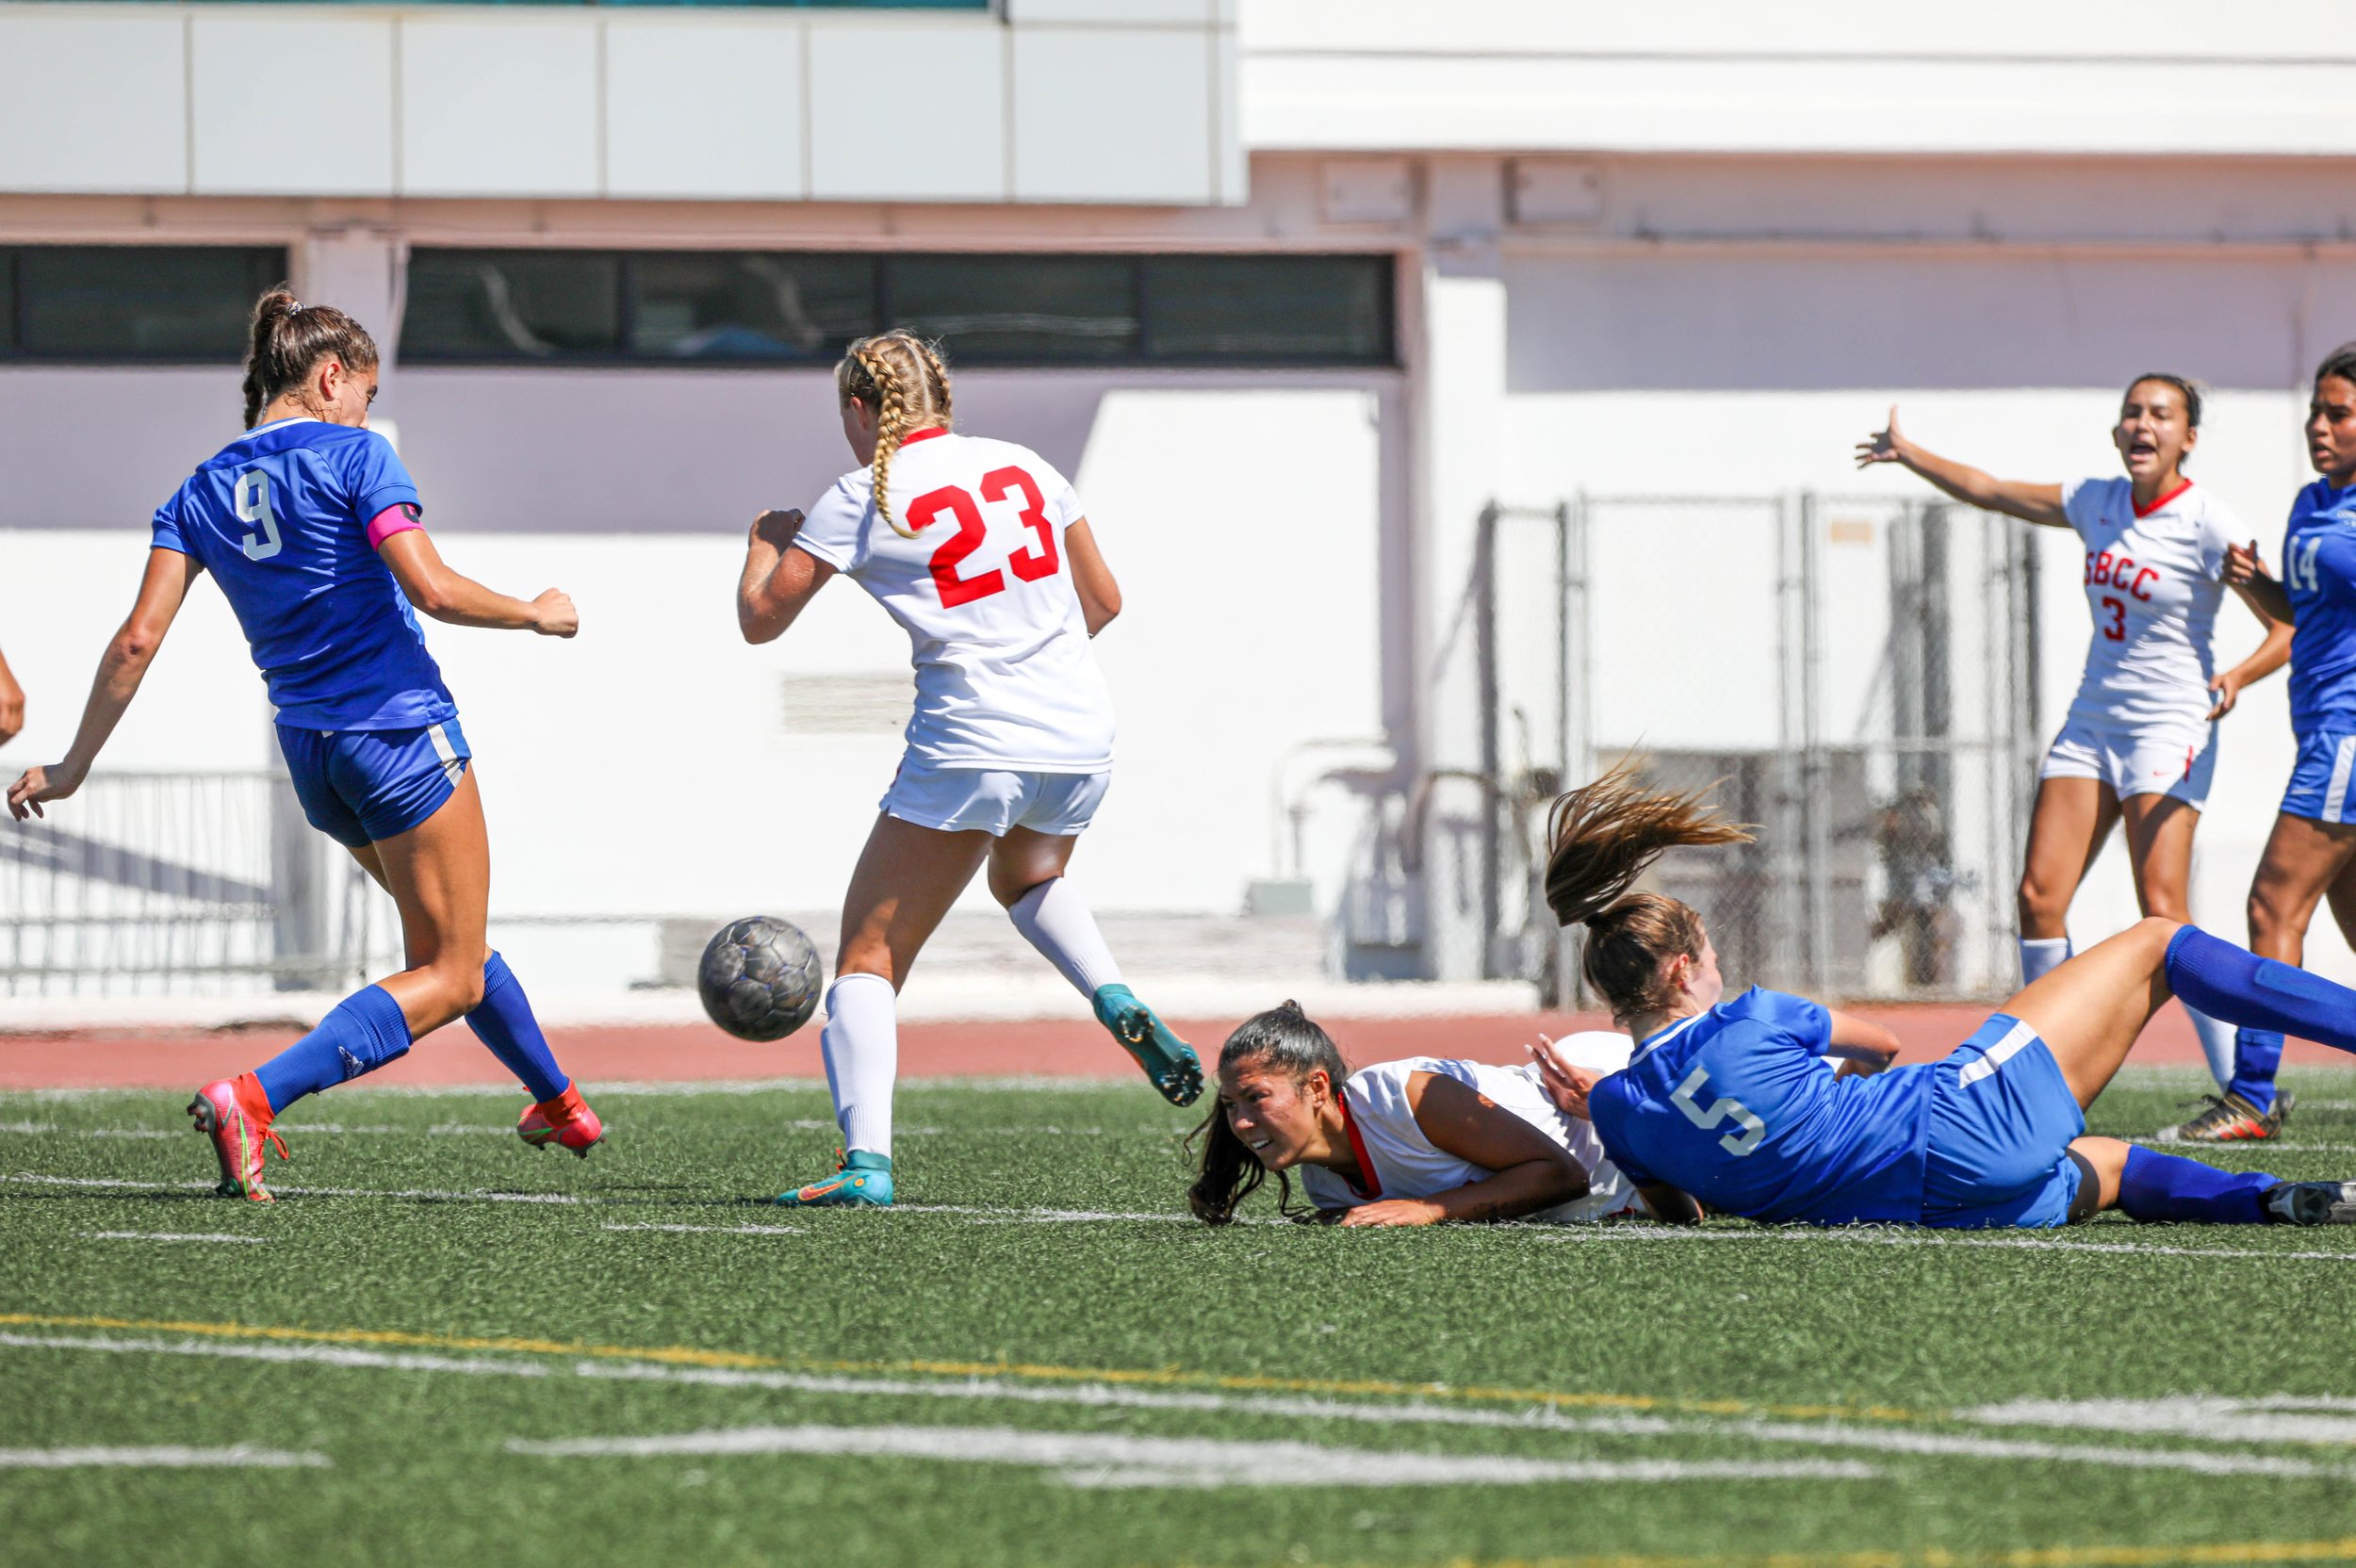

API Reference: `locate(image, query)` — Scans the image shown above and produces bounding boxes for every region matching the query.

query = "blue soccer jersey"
[1588,987,1934,1224]
[152,418,456,730]
[2282,479,2356,737]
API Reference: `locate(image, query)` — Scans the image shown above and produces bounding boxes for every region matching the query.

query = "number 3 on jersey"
[906,466,1059,609]
[1670,1064,1766,1155]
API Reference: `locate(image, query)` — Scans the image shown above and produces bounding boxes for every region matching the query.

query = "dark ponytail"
[1186,1001,1350,1226]
[240,284,380,429]
[1543,760,1753,1024]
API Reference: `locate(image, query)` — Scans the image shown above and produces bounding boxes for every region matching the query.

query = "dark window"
[1143,255,1393,366]
[401,251,623,361]
[0,247,285,362]
[400,248,1396,368]
[887,255,1138,363]
[630,253,875,361]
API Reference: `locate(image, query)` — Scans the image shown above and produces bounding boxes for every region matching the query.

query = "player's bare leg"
[780,814,990,1208]
[2015,777,2117,983]
[990,828,1203,1105]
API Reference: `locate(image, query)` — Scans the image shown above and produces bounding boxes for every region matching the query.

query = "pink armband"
[368,504,423,550]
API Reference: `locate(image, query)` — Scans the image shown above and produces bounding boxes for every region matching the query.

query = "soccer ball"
[696,916,822,1041]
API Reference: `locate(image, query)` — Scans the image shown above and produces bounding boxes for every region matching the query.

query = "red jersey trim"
[1335,1092,1383,1200]
[898,426,949,448]
[2133,478,2195,519]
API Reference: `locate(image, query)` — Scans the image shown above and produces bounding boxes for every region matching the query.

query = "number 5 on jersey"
[235,470,283,563]
[1670,1064,1766,1155]
[906,466,1059,609]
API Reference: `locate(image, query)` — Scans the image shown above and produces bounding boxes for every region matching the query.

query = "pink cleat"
[188,1073,288,1202]
[517,1083,603,1158]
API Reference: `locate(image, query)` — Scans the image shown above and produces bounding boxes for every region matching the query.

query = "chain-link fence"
[1411,492,2043,1004]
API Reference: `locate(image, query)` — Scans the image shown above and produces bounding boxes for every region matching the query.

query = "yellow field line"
[0,1311,1923,1424]
[1272,1539,2356,1568]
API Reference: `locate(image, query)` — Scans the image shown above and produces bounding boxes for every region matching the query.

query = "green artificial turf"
[4,1068,2356,1568]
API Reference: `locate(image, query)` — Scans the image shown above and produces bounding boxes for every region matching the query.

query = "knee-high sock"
[820,972,897,1158]
[466,952,569,1103]
[2228,1029,2286,1113]
[2118,1145,2278,1224]
[2019,937,2071,985]
[1007,877,1124,1000]
[2166,925,2356,1058]
[2183,1005,2240,1091]
[253,985,413,1114]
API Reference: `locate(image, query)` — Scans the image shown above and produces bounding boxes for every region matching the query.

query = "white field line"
[1525,1224,2356,1264]
[0,1077,1165,1102]
[4,1331,2348,1479]
[0,1119,1150,1139]
[86,1231,268,1244]
[0,1444,326,1469]
[1968,1396,2356,1445]
[600,1223,801,1236]
[505,1422,1876,1490]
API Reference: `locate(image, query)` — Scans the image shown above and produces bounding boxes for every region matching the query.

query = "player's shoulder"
[1709,986,1826,1040]
[2064,474,2129,519]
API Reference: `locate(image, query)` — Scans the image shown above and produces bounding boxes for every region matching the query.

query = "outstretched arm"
[1064,519,1121,638]
[1856,407,2069,528]
[1338,1072,1587,1227]
[2209,573,2294,719]
[738,510,836,645]
[377,529,575,635]
[8,547,200,819]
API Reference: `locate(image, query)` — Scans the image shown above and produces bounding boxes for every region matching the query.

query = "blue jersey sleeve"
[151,486,188,555]
[1725,987,1834,1056]
[337,431,422,523]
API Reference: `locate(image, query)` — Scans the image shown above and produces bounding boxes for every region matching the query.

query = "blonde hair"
[1544,760,1754,1023]
[835,329,953,539]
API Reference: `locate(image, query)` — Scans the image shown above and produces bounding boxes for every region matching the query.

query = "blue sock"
[466,952,569,1103]
[2118,1145,2278,1225]
[2165,926,2356,1060]
[254,985,414,1114]
[2227,1027,2283,1113]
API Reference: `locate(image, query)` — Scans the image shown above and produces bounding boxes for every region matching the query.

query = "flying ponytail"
[1543,761,1754,1024]
[239,285,379,430]
[834,329,953,540]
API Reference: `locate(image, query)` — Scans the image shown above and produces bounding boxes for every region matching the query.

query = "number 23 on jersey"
[906,466,1060,609]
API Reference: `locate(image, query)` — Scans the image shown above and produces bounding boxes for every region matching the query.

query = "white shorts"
[880,754,1110,837]
[2037,717,2215,808]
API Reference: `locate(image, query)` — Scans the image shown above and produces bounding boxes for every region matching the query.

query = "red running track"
[0,1003,2344,1090]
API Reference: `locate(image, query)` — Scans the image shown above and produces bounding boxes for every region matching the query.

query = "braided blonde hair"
[836,329,953,539]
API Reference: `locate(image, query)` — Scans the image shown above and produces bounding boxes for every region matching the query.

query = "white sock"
[819,972,897,1159]
[1007,877,1124,1000]
[2184,1004,2238,1090]
[2018,937,2071,985]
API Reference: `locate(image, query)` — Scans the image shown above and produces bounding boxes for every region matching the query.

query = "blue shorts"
[1919,1013,2086,1230]
[2280,729,2356,824]
[277,720,470,849]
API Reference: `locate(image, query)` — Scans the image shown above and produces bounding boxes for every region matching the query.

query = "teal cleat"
[776,1149,893,1208]
[1091,984,1203,1106]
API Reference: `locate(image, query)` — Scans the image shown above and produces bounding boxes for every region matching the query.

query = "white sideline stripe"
[2327,735,2356,825]
[601,1223,801,1235]
[0,1445,326,1470]
[87,1231,268,1244]
[4,1331,2345,1479]
[504,1422,1874,1489]
[1968,1396,2356,1446]
[0,1120,1140,1139]
[1955,1021,2037,1087]
[1527,1224,2356,1264]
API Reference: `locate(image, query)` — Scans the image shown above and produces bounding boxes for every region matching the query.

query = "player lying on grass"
[5,286,602,1200]
[736,329,1201,1209]
[1186,1004,1681,1225]
[1517,765,2356,1230]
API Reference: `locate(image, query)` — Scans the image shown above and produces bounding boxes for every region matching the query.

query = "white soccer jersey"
[1297,1037,1641,1224]
[792,429,1115,771]
[2059,477,2243,727]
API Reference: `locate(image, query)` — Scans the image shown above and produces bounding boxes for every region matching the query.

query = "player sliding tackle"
[737,330,1201,1209]
[1523,766,2356,1230]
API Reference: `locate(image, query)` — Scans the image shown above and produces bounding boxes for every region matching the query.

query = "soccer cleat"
[516,1083,604,1158]
[1091,983,1203,1107]
[775,1150,893,1208]
[2265,1181,2356,1226]
[2154,1090,2293,1145]
[187,1073,289,1202]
